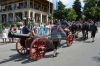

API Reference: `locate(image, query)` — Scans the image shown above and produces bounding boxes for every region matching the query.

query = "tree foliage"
[67,9,78,21]
[97,0,100,7]
[54,1,78,21]
[83,0,100,21]
[54,0,100,21]
[54,1,65,19]
[73,0,82,21]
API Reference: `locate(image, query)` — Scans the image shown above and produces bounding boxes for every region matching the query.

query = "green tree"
[67,9,78,21]
[84,0,97,9]
[83,0,100,20]
[73,0,82,21]
[63,9,69,19]
[97,0,100,7]
[92,7,100,21]
[54,1,65,19]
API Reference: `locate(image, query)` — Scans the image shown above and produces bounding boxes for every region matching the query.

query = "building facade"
[0,0,53,25]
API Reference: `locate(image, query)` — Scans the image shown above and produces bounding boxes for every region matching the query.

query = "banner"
[48,0,58,10]
[53,0,58,10]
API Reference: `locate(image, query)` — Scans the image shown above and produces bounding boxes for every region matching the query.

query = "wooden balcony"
[0,0,53,13]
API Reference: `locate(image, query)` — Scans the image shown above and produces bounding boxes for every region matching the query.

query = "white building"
[0,0,53,25]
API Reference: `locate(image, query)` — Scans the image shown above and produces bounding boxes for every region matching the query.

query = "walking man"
[90,21,98,42]
[51,19,66,57]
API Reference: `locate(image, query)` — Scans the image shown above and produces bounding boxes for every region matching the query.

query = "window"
[14,4,17,9]
[25,11,28,17]
[0,6,1,12]
[34,3,38,9]
[23,1,27,8]
[2,6,6,11]
[19,2,23,9]
[30,1,33,8]
[9,5,12,10]
[38,3,41,10]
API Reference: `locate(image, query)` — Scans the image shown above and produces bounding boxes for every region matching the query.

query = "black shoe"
[92,40,94,42]
[53,53,57,57]
[53,52,59,57]
[53,55,56,57]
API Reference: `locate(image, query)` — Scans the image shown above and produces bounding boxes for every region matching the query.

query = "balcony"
[0,1,27,12]
[0,1,48,13]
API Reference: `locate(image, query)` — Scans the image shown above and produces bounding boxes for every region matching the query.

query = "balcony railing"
[0,2,48,12]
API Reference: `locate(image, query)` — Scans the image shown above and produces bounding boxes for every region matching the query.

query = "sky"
[49,0,84,8]
[59,0,84,8]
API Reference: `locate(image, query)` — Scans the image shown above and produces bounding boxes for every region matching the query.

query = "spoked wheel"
[66,34,74,47]
[16,39,28,55]
[30,38,47,61]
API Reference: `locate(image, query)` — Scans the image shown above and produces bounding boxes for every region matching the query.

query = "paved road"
[0,28,100,66]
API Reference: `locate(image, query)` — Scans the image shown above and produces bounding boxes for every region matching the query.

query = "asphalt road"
[0,28,100,66]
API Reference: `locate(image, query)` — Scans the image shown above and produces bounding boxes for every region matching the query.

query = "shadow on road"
[0,54,34,64]
[84,41,93,43]
[75,37,84,42]
[92,56,100,62]
[44,54,54,58]
[10,49,16,51]
[44,52,59,59]
[75,37,93,44]
[0,49,60,64]
[61,45,67,48]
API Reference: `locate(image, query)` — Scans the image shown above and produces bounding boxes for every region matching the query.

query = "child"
[8,25,14,43]
[66,31,74,47]
[2,27,9,43]
[45,22,51,36]
[39,23,46,36]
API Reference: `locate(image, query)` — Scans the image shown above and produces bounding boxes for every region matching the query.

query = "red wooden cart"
[8,31,74,61]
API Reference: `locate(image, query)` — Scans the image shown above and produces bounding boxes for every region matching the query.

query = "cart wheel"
[16,39,27,55]
[66,34,74,47]
[30,38,47,61]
